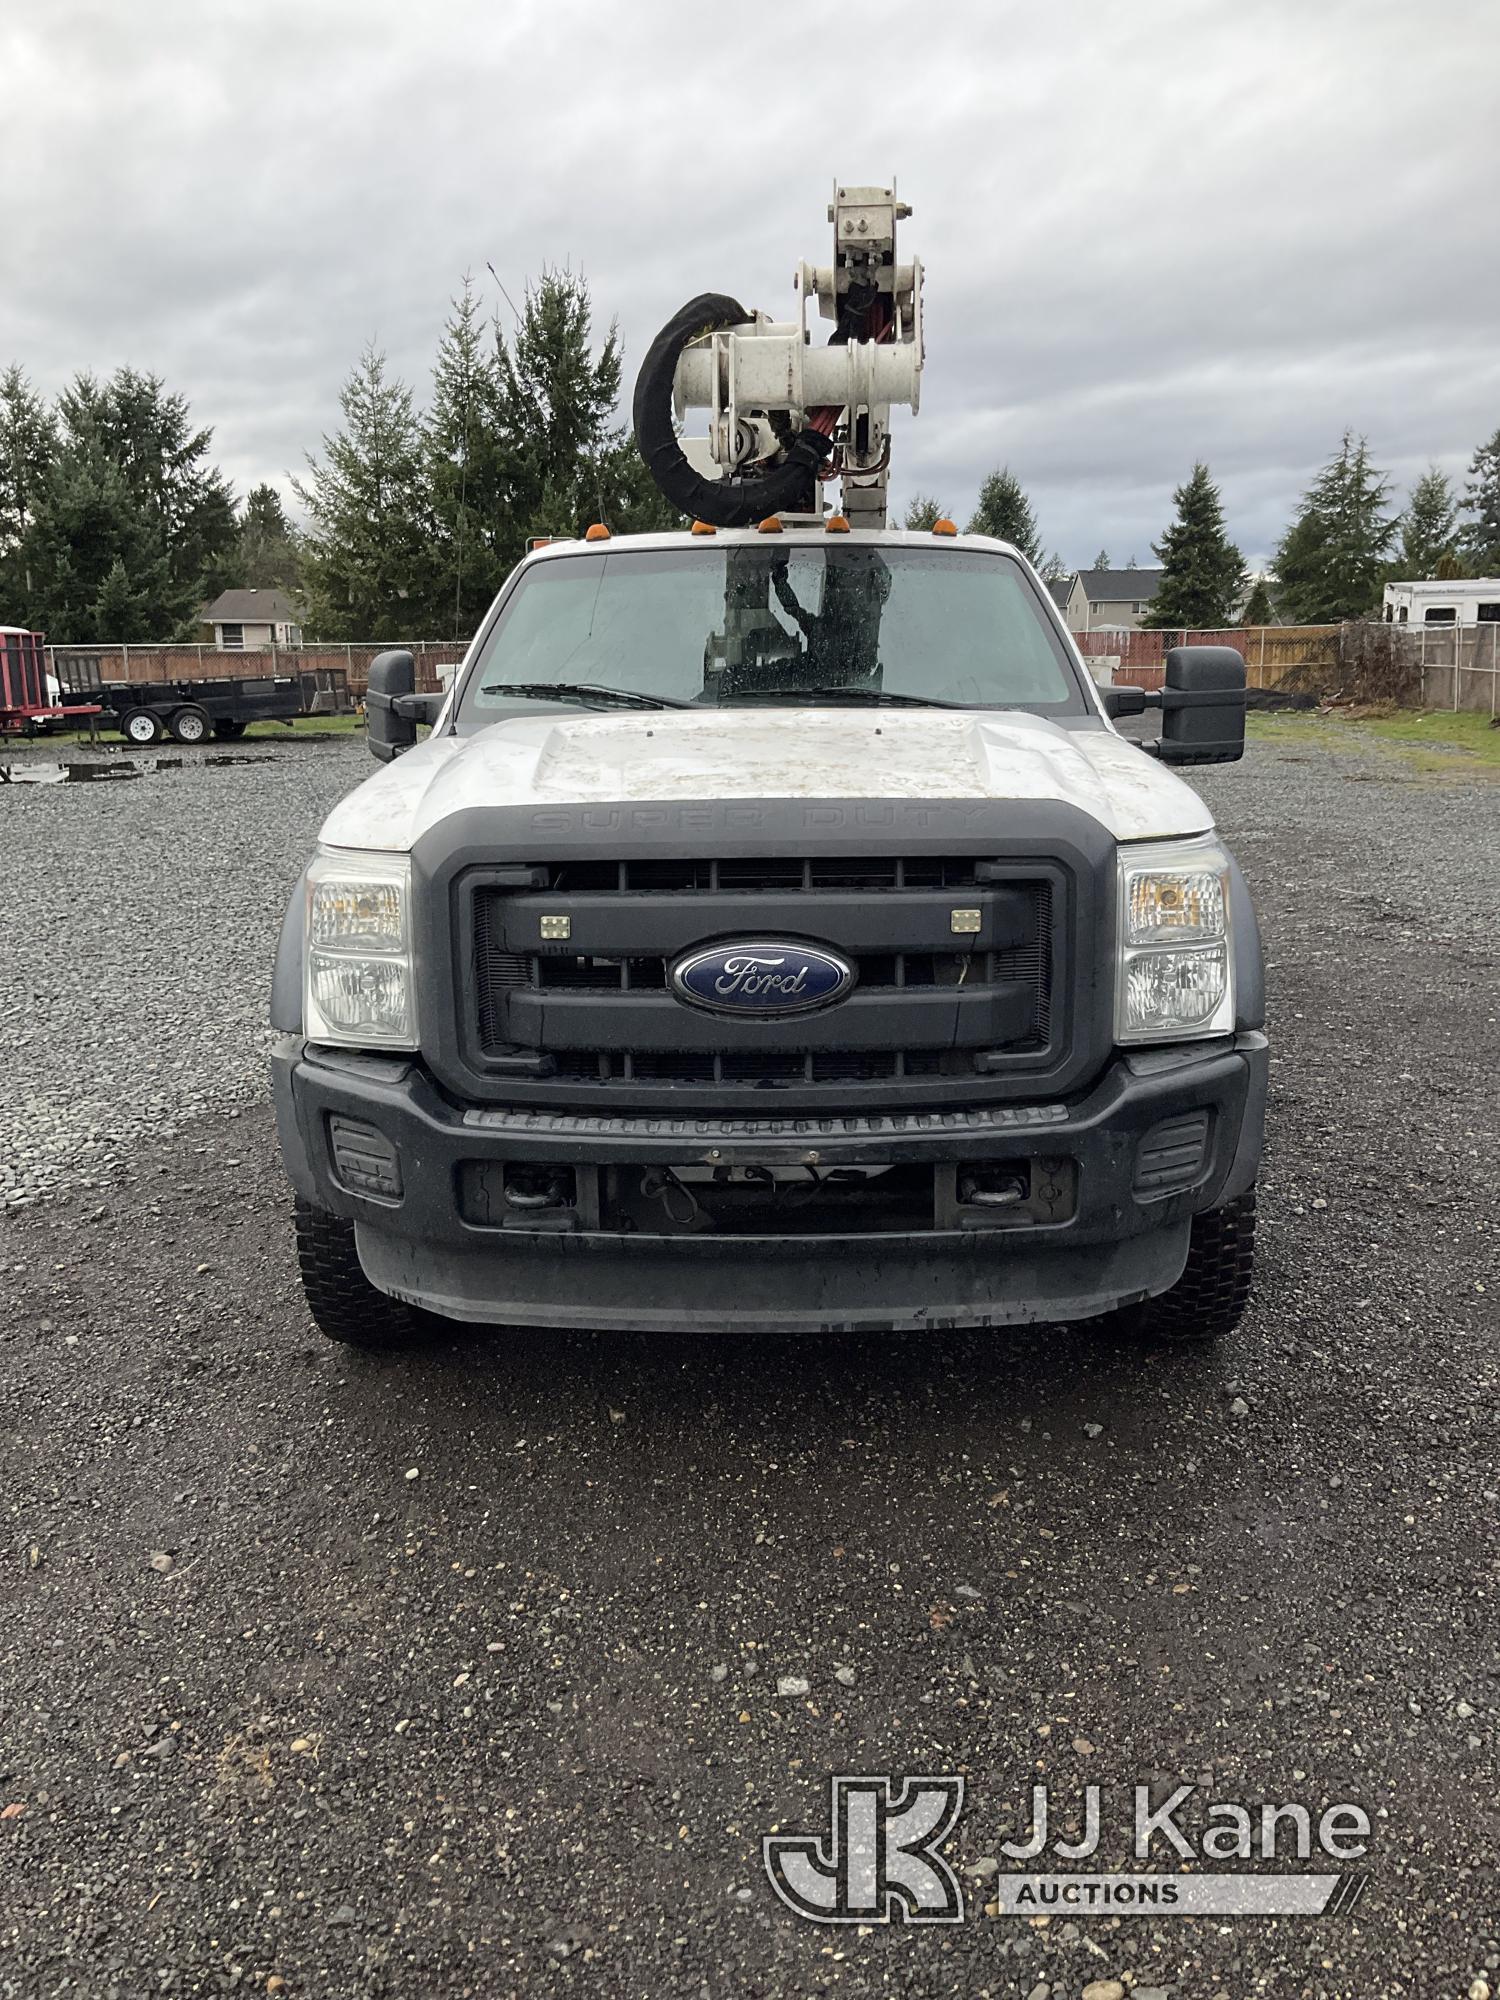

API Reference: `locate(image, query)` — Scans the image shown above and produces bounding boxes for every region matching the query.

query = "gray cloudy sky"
[5,0,1497,569]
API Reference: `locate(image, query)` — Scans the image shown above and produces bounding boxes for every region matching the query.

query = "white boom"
[634,180,925,531]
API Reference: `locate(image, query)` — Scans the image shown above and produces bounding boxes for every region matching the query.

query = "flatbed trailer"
[51,657,355,743]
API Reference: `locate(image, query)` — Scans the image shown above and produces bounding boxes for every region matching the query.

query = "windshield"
[457,544,1087,726]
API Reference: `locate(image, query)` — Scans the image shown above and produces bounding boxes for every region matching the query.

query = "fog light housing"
[328,1114,403,1201]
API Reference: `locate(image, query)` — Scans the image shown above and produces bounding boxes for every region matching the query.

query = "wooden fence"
[1074,626,1340,690]
[1075,622,1500,712]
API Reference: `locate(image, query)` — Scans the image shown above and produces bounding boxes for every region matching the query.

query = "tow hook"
[959,1170,1026,1209]
[504,1169,573,1212]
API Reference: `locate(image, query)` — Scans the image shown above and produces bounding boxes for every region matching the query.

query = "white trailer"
[1383,578,1500,625]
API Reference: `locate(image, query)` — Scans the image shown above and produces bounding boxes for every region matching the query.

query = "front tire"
[293,1197,421,1349]
[1134,1189,1257,1343]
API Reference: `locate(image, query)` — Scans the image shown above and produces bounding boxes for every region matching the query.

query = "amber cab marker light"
[584,522,611,541]
[825,514,851,534]
[932,517,958,536]
[690,520,717,536]
[757,515,784,534]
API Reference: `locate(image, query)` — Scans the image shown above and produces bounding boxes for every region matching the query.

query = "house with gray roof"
[1060,567,1165,634]
[201,588,304,650]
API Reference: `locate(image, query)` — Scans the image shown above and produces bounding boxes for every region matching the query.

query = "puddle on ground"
[1,752,271,785]
[2,758,174,785]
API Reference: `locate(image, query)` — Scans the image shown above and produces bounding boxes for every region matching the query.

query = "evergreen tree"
[12,366,234,638]
[21,426,174,642]
[494,268,624,543]
[1462,425,1500,572]
[1144,462,1245,630]
[1394,466,1460,578]
[965,466,1043,563]
[1434,550,1467,581]
[1239,576,1276,626]
[1273,431,1397,622]
[90,554,163,642]
[424,277,515,636]
[0,365,58,605]
[295,345,429,640]
[1041,550,1069,581]
[1091,548,1111,570]
[236,483,302,594]
[903,493,947,531]
[64,367,238,617]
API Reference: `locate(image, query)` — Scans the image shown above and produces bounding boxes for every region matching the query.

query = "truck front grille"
[463,855,1064,1110]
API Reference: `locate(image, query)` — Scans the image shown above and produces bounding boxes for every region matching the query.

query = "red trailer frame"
[0,627,101,736]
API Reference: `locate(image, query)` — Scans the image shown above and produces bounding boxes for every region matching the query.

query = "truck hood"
[320,707,1215,852]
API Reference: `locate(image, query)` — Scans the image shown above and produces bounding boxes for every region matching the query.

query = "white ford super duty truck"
[270,186,1264,1348]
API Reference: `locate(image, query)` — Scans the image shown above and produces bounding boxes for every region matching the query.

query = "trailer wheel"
[168,703,212,744]
[292,1196,424,1350]
[213,718,247,740]
[120,708,163,746]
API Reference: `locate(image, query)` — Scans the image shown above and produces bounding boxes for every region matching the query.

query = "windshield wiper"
[480,680,696,711]
[722,684,964,709]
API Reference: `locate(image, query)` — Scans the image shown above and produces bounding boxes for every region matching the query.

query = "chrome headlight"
[1115,836,1234,1043]
[304,850,417,1048]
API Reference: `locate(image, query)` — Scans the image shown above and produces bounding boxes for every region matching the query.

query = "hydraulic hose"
[631,293,833,527]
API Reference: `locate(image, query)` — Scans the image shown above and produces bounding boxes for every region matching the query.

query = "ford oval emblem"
[670,939,856,1016]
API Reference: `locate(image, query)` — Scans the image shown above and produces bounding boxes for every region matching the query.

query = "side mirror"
[1158,646,1246,765]
[365,650,443,762]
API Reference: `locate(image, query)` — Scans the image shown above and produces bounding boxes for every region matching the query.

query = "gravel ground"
[0,725,1497,1998]
[0,740,369,1211]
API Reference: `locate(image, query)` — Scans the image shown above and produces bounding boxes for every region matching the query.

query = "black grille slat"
[525,949,1005,992]
[544,1047,993,1088]
[531,856,986,895]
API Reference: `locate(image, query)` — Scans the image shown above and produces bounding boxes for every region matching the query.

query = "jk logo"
[763,1774,966,1924]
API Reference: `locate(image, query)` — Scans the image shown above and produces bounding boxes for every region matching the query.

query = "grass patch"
[239,714,367,739]
[1248,707,1500,771]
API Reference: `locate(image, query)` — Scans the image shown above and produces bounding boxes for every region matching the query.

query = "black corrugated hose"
[631,293,833,527]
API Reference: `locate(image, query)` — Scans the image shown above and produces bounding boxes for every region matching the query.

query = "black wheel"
[168,703,212,744]
[293,1196,422,1349]
[1134,1189,1257,1343]
[120,707,163,746]
[212,718,246,740]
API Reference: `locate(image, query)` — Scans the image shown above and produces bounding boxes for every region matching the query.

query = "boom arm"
[631,181,924,531]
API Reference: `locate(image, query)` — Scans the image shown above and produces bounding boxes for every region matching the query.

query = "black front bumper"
[273,1032,1266,1333]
